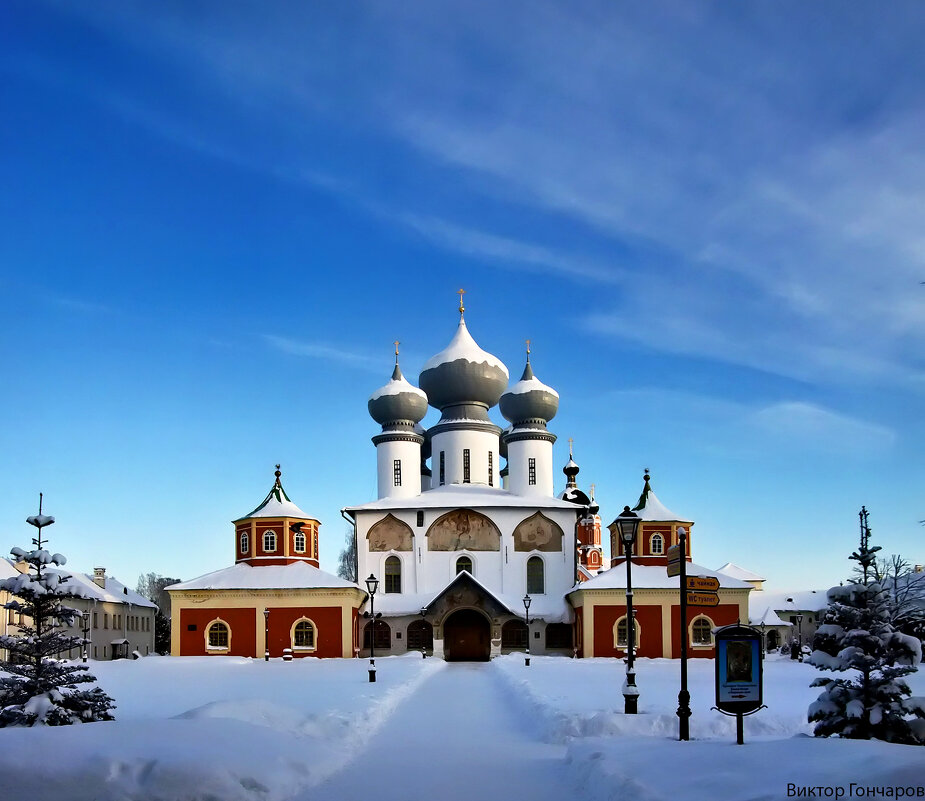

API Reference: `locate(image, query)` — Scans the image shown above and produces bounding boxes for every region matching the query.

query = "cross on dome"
[457,288,465,315]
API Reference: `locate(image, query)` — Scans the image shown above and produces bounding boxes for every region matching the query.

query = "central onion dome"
[499,357,559,426]
[368,361,428,426]
[419,312,509,419]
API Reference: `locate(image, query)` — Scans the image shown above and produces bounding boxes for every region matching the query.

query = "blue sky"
[2,1,923,594]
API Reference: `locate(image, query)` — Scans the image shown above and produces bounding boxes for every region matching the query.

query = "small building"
[568,472,752,659]
[1,559,156,660]
[749,589,829,652]
[168,468,365,658]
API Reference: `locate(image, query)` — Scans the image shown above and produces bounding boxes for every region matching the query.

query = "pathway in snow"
[297,661,571,801]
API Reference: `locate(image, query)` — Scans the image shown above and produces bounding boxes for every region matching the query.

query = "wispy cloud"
[262,335,383,373]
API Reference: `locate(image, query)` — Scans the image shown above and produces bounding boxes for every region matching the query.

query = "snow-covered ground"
[0,653,922,801]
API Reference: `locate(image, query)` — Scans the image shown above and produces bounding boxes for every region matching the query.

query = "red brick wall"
[180,607,256,658]
[670,603,740,658]
[267,606,344,659]
[592,604,663,658]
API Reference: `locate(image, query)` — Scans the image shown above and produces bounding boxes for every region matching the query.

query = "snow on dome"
[631,471,690,522]
[368,363,428,425]
[500,359,559,425]
[419,316,509,412]
[236,467,310,521]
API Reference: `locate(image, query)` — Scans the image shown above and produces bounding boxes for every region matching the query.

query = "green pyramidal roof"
[235,467,310,521]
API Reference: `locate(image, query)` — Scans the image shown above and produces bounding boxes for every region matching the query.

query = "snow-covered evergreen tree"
[0,496,116,727]
[809,573,924,743]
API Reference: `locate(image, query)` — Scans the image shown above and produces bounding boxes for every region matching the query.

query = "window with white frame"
[240,531,249,553]
[526,556,544,594]
[456,555,473,575]
[385,555,401,594]
[650,533,663,554]
[294,531,306,552]
[528,457,536,485]
[614,616,641,649]
[207,620,230,649]
[692,617,713,646]
[263,530,277,552]
[292,619,316,650]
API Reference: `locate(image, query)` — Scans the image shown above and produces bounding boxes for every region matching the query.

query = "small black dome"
[500,361,559,425]
[368,364,428,425]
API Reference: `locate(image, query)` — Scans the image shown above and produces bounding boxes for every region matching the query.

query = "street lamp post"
[81,610,90,663]
[523,594,532,667]
[419,607,428,659]
[365,574,379,683]
[615,506,641,715]
[796,614,804,663]
[263,608,270,661]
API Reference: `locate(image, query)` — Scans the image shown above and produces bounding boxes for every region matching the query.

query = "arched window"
[650,533,663,554]
[614,616,641,649]
[501,619,528,649]
[294,531,306,553]
[407,620,433,651]
[263,530,277,552]
[526,556,545,594]
[207,620,230,650]
[292,619,315,650]
[692,617,713,646]
[456,555,473,575]
[363,620,391,650]
[385,555,401,594]
[240,531,249,554]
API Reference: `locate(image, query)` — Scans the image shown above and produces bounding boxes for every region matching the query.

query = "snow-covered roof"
[629,472,690,522]
[505,372,559,399]
[370,572,573,624]
[751,589,829,616]
[421,318,509,376]
[19,567,157,608]
[716,562,766,582]
[167,561,359,592]
[236,468,311,521]
[369,369,428,402]
[0,558,19,581]
[749,606,793,627]
[571,562,752,592]
[345,483,583,513]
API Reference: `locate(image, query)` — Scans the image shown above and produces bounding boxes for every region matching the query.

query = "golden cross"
[568,437,574,457]
[525,338,531,359]
[394,340,400,363]
[591,483,596,500]
[457,288,465,314]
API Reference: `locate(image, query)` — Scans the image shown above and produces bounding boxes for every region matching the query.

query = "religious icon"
[725,640,753,683]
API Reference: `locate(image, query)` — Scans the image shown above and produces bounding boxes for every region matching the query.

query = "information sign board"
[686,576,720,592]
[714,624,763,714]
[686,591,719,607]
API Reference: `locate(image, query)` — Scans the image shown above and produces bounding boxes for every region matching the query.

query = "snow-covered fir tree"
[0,496,115,726]
[808,514,924,744]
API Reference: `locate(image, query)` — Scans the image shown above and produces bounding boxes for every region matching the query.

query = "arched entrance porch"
[443,609,491,662]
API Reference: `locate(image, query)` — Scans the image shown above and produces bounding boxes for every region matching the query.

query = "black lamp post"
[365,574,379,683]
[419,607,428,659]
[523,594,532,667]
[796,613,804,663]
[615,506,641,714]
[81,610,90,663]
[263,607,270,661]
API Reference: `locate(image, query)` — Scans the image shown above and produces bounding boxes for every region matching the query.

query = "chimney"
[93,567,106,588]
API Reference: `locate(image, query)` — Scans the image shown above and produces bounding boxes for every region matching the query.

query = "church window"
[439,452,445,485]
[407,619,433,651]
[615,616,641,649]
[416,510,424,527]
[501,619,528,649]
[393,459,402,487]
[292,619,316,650]
[456,555,473,575]
[528,458,536,486]
[294,531,306,553]
[240,531,249,554]
[488,452,493,487]
[526,556,545,594]
[385,555,401,593]
[463,449,470,483]
[692,617,713,646]
[207,621,230,649]
[650,533,663,555]
[263,530,277,552]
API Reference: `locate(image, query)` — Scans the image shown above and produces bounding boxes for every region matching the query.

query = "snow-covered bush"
[0,502,115,727]
[808,581,923,744]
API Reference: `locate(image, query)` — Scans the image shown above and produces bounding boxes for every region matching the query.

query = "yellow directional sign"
[686,591,720,607]
[687,576,720,592]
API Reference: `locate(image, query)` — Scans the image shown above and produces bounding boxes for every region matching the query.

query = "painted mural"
[426,509,501,551]
[513,512,563,552]
[367,514,413,552]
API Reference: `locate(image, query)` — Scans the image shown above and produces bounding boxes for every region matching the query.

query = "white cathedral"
[344,298,595,660]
